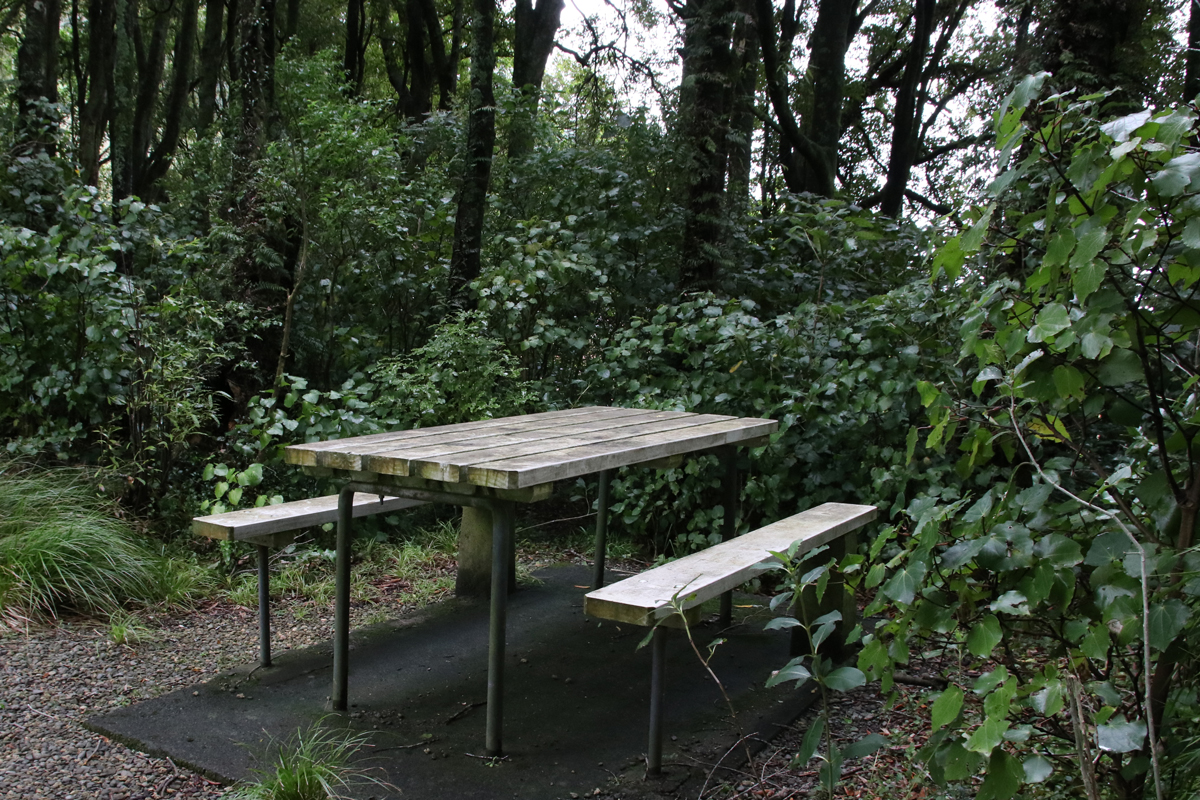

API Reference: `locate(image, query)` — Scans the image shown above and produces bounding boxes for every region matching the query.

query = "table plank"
[368,413,738,482]
[584,503,877,625]
[469,417,779,489]
[284,407,624,466]
[314,409,684,471]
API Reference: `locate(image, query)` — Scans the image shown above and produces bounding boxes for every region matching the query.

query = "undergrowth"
[0,462,208,627]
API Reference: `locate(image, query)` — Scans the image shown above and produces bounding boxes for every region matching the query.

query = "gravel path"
[0,598,404,800]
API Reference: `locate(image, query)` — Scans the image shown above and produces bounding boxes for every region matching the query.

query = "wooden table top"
[283,407,778,490]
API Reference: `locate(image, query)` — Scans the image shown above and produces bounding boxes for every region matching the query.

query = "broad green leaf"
[1100,110,1152,142]
[1052,366,1085,401]
[1031,681,1065,716]
[882,560,927,605]
[764,617,802,630]
[1097,349,1142,385]
[1097,718,1147,752]
[1080,623,1112,660]
[967,614,1003,657]
[842,733,889,760]
[978,749,1023,800]
[1070,219,1110,271]
[967,716,1010,754]
[942,538,986,570]
[1148,599,1191,651]
[931,685,964,731]
[962,206,994,253]
[1035,534,1083,567]
[1183,217,1200,250]
[792,716,824,765]
[1152,153,1200,196]
[1027,304,1070,343]
[1073,261,1106,302]
[227,486,243,505]
[1023,755,1053,783]
[823,667,867,692]
[989,590,1030,615]
[1081,330,1113,360]
[1042,230,1074,267]
[767,658,812,688]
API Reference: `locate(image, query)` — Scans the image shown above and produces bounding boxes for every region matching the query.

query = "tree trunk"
[725,0,758,212]
[236,0,277,167]
[507,0,565,160]
[1186,0,1200,103]
[78,0,116,184]
[448,0,496,302]
[140,0,199,198]
[406,0,434,117]
[109,0,139,203]
[757,0,857,197]
[196,0,226,134]
[1039,0,1154,108]
[796,0,854,195]
[879,0,934,217]
[343,0,366,95]
[677,0,736,292]
[16,0,62,153]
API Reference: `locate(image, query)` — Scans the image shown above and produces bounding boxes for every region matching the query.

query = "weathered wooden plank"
[315,408,682,471]
[192,493,425,541]
[583,503,877,626]
[386,414,737,482]
[469,417,779,489]
[283,407,618,466]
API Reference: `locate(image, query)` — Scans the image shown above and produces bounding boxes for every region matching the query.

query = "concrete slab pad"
[89,565,816,799]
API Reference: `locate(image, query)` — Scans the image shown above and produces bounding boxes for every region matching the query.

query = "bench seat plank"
[584,503,877,626]
[192,493,425,541]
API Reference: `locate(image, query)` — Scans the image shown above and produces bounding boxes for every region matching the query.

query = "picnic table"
[282,406,777,756]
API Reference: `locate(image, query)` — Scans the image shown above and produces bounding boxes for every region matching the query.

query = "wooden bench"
[584,502,877,774]
[193,493,424,667]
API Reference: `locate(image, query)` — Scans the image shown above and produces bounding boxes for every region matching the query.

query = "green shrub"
[0,464,202,626]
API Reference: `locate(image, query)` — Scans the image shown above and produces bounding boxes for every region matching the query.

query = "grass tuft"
[0,463,206,627]
[230,719,390,800]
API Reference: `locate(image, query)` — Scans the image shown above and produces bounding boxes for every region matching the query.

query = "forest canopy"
[2,0,1200,798]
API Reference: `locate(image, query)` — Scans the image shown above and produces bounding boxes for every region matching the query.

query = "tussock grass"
[0,463,208,627]
[230,720,390,800]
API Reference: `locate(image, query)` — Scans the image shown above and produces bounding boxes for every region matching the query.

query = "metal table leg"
[592,470,611,590]
[648,625,667,774]
[332,486,355,711]
[257,544,272,668]
[719,447,738,628]
[486,500,514,757]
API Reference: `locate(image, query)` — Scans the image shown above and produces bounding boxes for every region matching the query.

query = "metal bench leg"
[332,486,355,711]
[592,470,610,590]
[257,544,271,668]
[486,500,514,757]
[648,625,667,775]
[719,447,738,628]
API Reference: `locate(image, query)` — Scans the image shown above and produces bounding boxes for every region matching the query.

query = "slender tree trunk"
[16,0,62,153]
[110,0,139,204]
[79,0,117,184]
[507,0,565,160]
[678,0,735,292]
[140,0,198,197]
[406,0,434,117]
[879,0,934,217]
[796,0,854,195]
[1186,0,1200,102]
[449,0,497,302]
[196,0,226,134]
[757,0,857,197]
[343,0,366,94]
[130,4,172,197]
[725,0,758,212]
[236,0,277,168]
